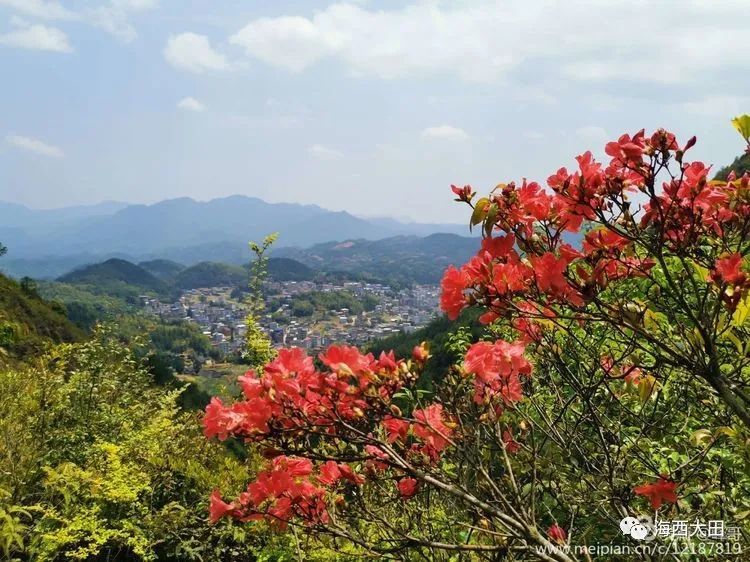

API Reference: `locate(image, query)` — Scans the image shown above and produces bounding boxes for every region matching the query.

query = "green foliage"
[37,281,132,332]
[0,272,83,359]
[245,235,278,370]
[277,233,478,285]
[0,328,295,561]
[148,321,213,356]
[731,113,750,143]
[137,259,186,281]
[58,258,174,301]
[266,257,314,281]
[175,262,248,290]
[369,307,482,390]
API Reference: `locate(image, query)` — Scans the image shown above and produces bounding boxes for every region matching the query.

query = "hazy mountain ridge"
[276,233,478,284]
[0,196,471,279]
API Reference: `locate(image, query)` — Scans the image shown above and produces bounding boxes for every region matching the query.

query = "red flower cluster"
[440,128,750,327]
[373,405,455,465]
[710,253,749,310]
[204,345,407,443]
[209,456,334,526]
[634,477,678,509]
[412,403,454,453]
[463,340,532,405]
[208,455,370,527]
[204,344,460,526]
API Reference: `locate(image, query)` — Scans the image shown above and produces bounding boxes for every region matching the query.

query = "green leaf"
[731,114,750,142]
[732,294,750,327]
[639,375,658,403]
[483,203,499,237]
[690,429,712,446]
[470,198,490,230]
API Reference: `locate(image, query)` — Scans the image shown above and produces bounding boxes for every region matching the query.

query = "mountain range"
[0,196,472,279]
[276,233,479,285]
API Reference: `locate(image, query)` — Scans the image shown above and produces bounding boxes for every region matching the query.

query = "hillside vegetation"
[38,281,132,332]
[58,258,174,300]
[0,273,83,357]
[715,152,750,180]
[276,233,478,284]
[174,261,248,289]
[138,258,186,280]
[266,257,314,281]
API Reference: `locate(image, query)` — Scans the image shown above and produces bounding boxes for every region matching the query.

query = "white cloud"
[0,0,77,21]
[164,33,228,72]
[679,95,750,118]
[575,126,609,143]
[177,97,206,112]
[226,1,749,84]
[6,134,64,158]
[89,0,158,42]
[0,18,72,52]
[421,125,469,142]
[0,0,158,42]
[308,144,343,160]
[230,16,336,72]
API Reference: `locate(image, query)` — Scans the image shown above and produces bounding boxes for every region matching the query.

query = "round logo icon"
[620,516,657,541]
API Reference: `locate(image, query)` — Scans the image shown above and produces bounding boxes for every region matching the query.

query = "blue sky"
[1,0,748,223]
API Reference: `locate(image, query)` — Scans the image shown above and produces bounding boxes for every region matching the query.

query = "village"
[140,279,440,360]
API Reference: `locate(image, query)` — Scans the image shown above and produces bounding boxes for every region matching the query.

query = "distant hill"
[0,273,84,358]
[715,153,750,181]
[0,196,469,279]
[267,257,314,281]
[139,259,186,281]
[0,196,468,261]
[59,258,169,293]
[276,233,478,284]
[174,262,248,289]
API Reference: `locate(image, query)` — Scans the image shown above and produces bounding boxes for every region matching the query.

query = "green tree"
[0,327,300,561]
[244,234,277,369]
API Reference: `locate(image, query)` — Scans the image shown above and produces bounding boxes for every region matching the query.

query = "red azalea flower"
[451,184,474,202]
[413,404,453,452]
[547,523,567,545]
[382,416,410,443]
[634,477,678,509]
[502,429,520,454]
[711,253,746,286]
[319,345,374,375]
[440,265,471,320]
[412,343,430,363]
[337,463,365,485]
[530,252,570,294]
[397,477,419,499]
[272,456,314,477]
[377,350,399,371]
[480,234,516,260]
[317,461,341,486]
[209,490,236,523]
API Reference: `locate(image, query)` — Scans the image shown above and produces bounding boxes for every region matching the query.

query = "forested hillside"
[0,272,83,357]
